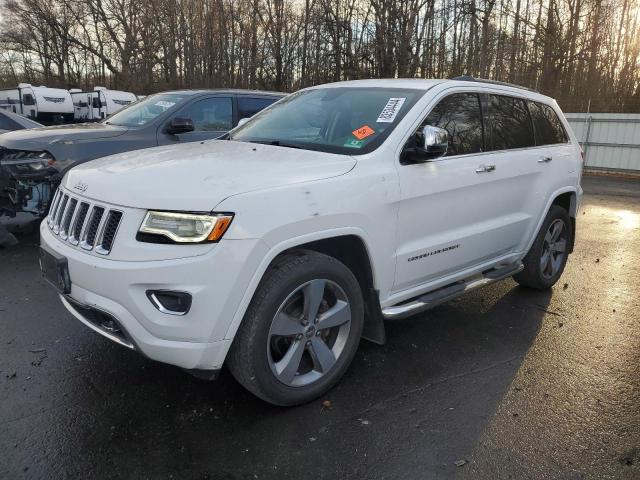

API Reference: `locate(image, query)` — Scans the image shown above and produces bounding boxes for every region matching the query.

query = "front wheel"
[227,250,364,406]
[514,205,571,290]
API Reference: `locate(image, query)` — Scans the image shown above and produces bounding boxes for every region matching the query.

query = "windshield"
[104,93,187,127]
[229,87,424,154]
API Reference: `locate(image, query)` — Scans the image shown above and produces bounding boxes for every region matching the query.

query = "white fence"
[565,113,640,173]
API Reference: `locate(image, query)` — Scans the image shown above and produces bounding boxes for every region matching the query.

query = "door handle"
[475,164,496,173]
[538,156,553,163]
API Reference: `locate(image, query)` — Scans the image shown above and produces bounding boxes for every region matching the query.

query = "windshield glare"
[105,93,186,127]
[229,87,423,154]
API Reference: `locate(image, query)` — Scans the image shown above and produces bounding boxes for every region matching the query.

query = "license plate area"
[39,246,71,294]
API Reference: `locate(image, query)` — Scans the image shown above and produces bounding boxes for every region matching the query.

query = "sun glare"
[617,210,640,230]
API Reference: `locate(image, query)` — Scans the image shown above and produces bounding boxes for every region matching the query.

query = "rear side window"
[488,95,534,150]
[238,97,277,120]
[528,101,568,145]
[424,93,483,156]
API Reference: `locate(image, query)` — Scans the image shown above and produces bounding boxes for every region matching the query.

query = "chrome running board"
[382,262,524,320]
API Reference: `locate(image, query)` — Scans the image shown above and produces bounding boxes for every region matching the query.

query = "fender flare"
[221,227,379,344]
[523,186,578,255]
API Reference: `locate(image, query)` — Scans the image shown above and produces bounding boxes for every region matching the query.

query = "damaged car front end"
[0,121,129,218]
[0,147,60,217]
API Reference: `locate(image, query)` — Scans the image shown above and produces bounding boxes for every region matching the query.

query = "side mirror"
[167,117,195,135]
[237,117,250,127]
[402,125,449,164]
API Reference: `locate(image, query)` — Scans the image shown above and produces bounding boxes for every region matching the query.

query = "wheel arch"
[289,235,386,345]
[222,229,386,349]
[526,187,578,255]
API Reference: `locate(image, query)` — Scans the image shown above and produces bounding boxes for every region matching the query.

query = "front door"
[157,96,233,145]
[393,91,540,293]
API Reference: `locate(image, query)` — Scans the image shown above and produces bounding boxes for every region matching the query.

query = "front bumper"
[41,220,267,370]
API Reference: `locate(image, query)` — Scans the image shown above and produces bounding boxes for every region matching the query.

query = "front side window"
[105,93,187,127]
[528,101,568,145]
[423,92,484,156]
[488,95,534,150]
[238,97,278,120]
[176,97,232,131]
[229,87,424,155]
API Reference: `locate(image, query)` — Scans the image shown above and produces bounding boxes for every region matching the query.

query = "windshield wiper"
[269,140,303,149]
[249,139,303,150]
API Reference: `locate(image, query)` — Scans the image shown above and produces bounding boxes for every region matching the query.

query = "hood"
[0,122,128,150]
[63,140,357,210]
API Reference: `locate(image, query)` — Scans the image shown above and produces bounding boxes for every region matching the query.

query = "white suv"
[40,78,583,405]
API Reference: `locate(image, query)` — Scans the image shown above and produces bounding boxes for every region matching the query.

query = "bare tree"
[0,0,638,112]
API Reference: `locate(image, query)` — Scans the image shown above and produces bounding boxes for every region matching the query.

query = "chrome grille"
[69,202,89,245]
[47,190,63,226]
[81,206,105,250]
[47,189,122,255]
[60,198,77,240]
[52,194,68,234]
[97,211,123,254]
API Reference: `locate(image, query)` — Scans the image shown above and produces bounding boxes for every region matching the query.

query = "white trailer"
[70,87,137,122]
[0,83,74,125]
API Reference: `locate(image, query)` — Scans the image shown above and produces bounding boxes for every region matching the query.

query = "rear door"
[393,90,539,292]
[476,93,552,257]
[523,100,575,241]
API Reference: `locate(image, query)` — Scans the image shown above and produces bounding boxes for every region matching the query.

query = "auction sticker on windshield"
[352,125,375,140]
[377,98,406,123]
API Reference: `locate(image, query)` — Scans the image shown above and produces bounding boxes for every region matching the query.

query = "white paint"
[41,78,583,372]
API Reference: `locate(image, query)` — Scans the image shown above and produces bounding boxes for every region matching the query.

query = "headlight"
[0,151,56,173]
[138,211,234,243]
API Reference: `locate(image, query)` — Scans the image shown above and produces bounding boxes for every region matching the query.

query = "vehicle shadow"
[42,280,553,479]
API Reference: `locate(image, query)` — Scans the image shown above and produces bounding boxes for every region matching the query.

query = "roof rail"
[451,75,539,93]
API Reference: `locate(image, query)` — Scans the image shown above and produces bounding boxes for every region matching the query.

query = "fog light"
[100,319,120,333]
[146,290,192,315]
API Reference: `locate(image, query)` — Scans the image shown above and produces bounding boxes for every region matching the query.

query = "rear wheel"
[227,250,364,406]
[514,205,571,290]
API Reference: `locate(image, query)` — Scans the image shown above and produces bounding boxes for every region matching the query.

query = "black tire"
[227,249,364,406]
[514,205,571,290]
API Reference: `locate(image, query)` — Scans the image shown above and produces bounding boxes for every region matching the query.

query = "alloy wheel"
[267,279,351,387]
[540,218,567,280]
